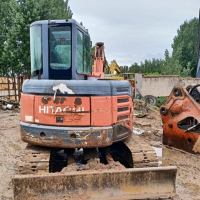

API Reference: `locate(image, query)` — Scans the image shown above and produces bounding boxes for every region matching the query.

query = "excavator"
[160,11,200,154]
[12,19,177,200]
[109,60,122,75]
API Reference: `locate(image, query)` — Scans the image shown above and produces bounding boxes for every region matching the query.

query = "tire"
[143,95,157,106]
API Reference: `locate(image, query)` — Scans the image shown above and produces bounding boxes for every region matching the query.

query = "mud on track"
[1,109,200,200]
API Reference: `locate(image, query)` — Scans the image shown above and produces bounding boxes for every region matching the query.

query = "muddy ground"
[0,106,200,200]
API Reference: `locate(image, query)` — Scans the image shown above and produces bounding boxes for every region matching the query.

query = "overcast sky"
[69,0,199,66]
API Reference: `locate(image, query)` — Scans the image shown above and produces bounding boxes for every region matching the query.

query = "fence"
[0,76,30,101]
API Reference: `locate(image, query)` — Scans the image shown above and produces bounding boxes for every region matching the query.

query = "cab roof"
[30,19,89,34]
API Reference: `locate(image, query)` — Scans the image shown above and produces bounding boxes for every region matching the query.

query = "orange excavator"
[12,19,176,200]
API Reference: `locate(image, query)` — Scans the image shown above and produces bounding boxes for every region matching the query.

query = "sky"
[69,0,199,67]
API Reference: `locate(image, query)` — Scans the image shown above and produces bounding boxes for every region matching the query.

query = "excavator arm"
[109,60,121,75]
[92,42,106,78]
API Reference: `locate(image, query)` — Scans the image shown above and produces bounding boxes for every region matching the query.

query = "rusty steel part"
[20,123,115,148]
[160,85,200,153]
[18,145,50,174]
[13,166,177,200]
[110,134,158,168]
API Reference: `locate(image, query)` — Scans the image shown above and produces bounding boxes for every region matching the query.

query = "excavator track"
[124,134,158,168]
[108,134,158,168]
[18,145,50,174]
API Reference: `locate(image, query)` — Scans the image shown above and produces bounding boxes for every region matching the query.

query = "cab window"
[76,30,91,74]
[49,26,71,70]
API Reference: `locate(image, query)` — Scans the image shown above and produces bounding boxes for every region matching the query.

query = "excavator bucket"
[160,85,200,153]
[13,166,177,200]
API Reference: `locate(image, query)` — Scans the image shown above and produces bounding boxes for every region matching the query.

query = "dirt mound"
[62,158,125,173]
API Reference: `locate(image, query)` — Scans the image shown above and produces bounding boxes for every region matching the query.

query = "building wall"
[136,75,200,97]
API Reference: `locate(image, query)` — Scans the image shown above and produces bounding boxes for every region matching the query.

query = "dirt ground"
[0,110,26,200]
[133,102,200,200]
[1,106,200,200]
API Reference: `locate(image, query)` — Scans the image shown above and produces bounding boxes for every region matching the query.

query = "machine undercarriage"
[14,134,177,200]
[18,134,158,175]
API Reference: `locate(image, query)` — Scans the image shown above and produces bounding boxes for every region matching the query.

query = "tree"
[0,0,73,76]
[120,66,128,73]
[91,45,95,67]
[171,18,198,77]
[0,0,20,76]
[128,58,164,75]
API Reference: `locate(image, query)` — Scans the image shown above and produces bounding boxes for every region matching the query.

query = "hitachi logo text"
[39,106,85,114]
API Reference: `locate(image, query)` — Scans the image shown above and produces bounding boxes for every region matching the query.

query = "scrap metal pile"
[0,98,20,111]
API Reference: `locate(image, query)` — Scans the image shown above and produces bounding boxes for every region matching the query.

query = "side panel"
[34,96,90,126]
[91,96,112,126]
[112,95,133,128]
[20,93,35,123]
[112,95,133,142]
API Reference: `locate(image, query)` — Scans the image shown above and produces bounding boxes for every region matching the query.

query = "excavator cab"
[30,19,91,80]
[12,19,177,200]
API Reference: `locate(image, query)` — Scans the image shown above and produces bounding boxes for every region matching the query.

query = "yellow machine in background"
[123,72,136,95]
[105,61,136,94]
[109,60,121,75]
[104,60,124,80]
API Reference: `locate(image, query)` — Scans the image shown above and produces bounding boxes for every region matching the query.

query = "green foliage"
[146,72,161,76]
[129,58,165,74]
[157,96,167,106]
[91,45,95,67]
[0,0,73,76]
[120,66,128,73]
[172,18,198,77]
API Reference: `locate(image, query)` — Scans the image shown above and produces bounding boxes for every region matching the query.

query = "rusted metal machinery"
[160,84,200,154]
[12,19,177,200]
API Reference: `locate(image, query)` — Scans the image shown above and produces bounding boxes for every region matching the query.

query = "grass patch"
[157,96,167,106]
